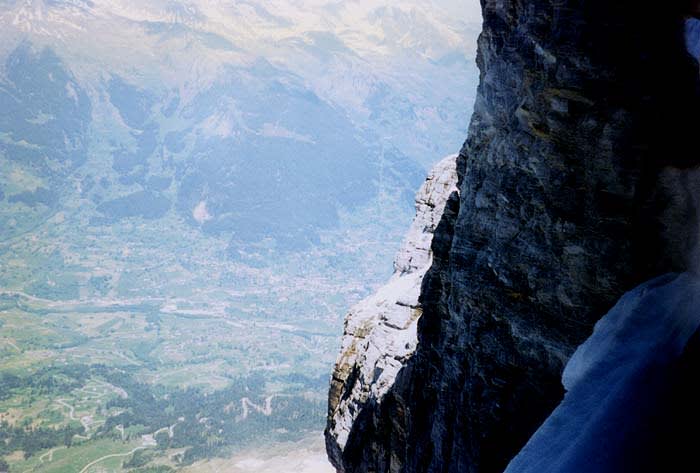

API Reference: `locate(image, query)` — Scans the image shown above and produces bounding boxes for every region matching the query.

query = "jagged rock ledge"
[325,155,459,469]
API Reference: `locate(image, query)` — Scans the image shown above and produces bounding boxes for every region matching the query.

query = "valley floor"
[182,434,332,473]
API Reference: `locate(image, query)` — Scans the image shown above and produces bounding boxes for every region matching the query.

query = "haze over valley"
[0,1,481,471]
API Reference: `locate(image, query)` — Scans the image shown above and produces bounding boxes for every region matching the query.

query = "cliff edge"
[327,1,700,472]
[326,155,459,468]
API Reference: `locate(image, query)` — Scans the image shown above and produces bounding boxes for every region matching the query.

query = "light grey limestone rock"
[326,155,458,467]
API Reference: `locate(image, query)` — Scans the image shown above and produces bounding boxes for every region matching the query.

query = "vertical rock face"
[326,155,459,468]
[327,1,700,472]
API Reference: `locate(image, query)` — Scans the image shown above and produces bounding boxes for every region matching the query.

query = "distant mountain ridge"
[0,0,480,253]
[0,0,480,168]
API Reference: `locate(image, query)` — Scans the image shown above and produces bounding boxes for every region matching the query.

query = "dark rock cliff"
[327,1,700,472]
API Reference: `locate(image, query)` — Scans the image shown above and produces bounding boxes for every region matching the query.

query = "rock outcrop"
[327,1,700,472]
[326,155,459,467]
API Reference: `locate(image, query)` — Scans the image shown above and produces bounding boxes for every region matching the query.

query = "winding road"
[77,446,147,473]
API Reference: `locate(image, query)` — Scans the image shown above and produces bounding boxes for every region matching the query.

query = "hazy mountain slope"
[0,1,481,471]
[0,0,480,167]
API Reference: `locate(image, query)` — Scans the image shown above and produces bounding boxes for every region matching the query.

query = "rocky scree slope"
[326,1,700,472]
